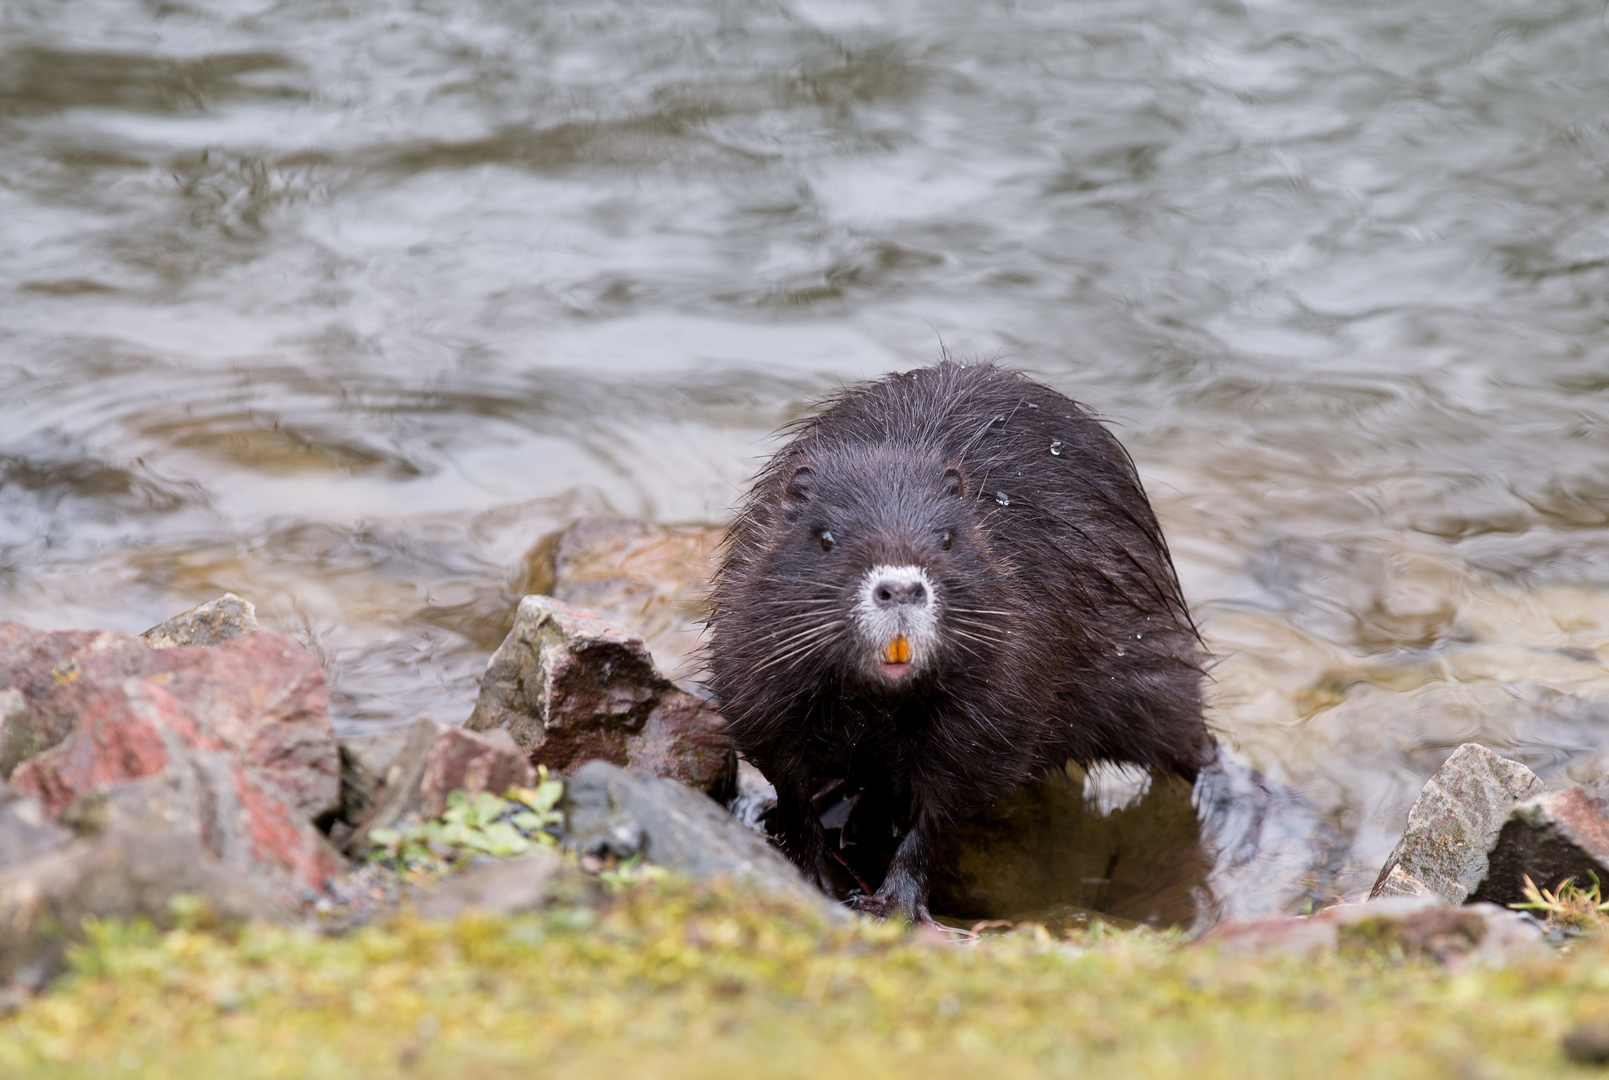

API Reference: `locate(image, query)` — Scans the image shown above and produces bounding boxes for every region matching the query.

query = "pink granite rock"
[0,621,338,821]
[9,678,340,901]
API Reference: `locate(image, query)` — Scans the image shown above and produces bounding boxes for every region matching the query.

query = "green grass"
[4,878,1609,1080]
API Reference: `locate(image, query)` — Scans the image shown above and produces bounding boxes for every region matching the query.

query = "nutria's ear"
[942,466,968,498]
[781,463,815,513]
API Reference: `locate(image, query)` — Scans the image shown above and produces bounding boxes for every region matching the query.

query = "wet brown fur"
[705,362,1213,921]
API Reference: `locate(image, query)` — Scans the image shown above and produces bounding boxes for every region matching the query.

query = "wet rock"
[0,622,339,821]
[1469,782,1609,907]
[0,784,72,869]
[520,517,721,685]
[0,829,281,990]
[141,593,259,649]
[563,760,843,920]
[416,849,591,920]
[10,678,341,902]
[1204,895,1545,966]
[1370,743,1546,903]
[346,716,534,854]
[467,596,736,798]
[1563,1022,1609,1066]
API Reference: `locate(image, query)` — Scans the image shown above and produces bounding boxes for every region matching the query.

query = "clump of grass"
[1510,871,1609,934]
[365,769,564,873]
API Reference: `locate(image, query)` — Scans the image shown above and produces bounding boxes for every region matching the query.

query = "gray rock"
[563,760,844,920]
[416,849,592,920]
[467,595,736,798]
[141,593,260,649]
[346,716,534,855]
[1204,894,1546,966]
[1470,781,1609,906]
[0,828,281,989]
[1370,743,1546,903]
[0,784,72,870]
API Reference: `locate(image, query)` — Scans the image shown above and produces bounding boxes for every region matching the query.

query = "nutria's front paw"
[851,893,935,926]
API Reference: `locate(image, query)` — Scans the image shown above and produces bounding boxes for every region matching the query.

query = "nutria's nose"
[872,579,928,608]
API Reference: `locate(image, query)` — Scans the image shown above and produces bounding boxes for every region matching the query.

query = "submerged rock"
[345,716,534,855]
[1370,743,1546,903]
[467,596,735,798]
[1204,895,1545,966]
[0,621,339,822]
[563,760,841,920]
[1470,782,1609,907]
[141,593,260,649]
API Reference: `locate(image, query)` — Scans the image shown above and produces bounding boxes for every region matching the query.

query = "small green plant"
[367,767,565,871]
[596,852,669,891]
[1509,870,1609,932]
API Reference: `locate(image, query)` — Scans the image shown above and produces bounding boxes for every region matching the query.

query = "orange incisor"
[883,635,912,664]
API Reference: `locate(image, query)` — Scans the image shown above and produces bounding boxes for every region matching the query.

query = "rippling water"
[6,0,1609,899]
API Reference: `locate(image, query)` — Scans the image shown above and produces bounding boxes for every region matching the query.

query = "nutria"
[705,362,1213,922]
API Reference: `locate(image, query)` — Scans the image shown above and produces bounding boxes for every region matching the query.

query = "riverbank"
[4,875,1607,1080]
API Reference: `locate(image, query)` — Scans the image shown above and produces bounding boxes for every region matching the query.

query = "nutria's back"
[706,361,1211,919]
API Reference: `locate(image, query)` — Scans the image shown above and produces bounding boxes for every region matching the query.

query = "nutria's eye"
[940,529,953,550]
[819,530,835,552]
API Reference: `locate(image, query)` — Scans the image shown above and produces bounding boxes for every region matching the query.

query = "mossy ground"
[4,879,1608,1080]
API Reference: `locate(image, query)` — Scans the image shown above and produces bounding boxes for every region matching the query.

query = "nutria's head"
[716,439,1009,696]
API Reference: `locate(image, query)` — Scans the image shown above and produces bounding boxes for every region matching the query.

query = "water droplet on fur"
[994,491,1010,506]
[1049,440,1063,456]
[990,414,1006,429]
[1116,646,1126,656]
[1027,402,1039,409]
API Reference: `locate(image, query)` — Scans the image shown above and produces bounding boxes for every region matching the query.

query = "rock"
[563,760,843,920]
[141,593,259,649]
[1370,743,1546,903]
[0,784,72,869]
[1203,895,1546,966]
[1470,782,1609,906]
[1563,1022,1609,1066]
[415,849,591,920]
[335,726,414,826]
[0,622,339,821]
[345,716,535,855]
[0,829,281,990]
[9,678,341,903]
[519,517,721,685]
[467,596,736,798]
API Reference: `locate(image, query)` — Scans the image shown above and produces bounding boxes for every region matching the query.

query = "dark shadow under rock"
[1470,781,1609,906]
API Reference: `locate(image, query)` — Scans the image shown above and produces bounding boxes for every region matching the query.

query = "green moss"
[3,879,1608,1079]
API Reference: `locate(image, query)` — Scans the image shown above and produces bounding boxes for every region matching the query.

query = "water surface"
[6,0,1609,900]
